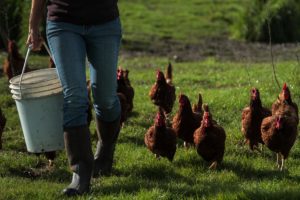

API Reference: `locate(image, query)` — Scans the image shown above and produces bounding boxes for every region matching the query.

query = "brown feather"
[172,94,201,145]
[145,110,177,161]
[149,70,176,114]
[241,88,271,150]
[194,104,226,166]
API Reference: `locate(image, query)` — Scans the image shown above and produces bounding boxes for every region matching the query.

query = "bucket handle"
[19,42,53,98]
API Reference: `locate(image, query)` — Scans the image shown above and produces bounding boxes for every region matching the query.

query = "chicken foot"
[280,156,285,172]
[276,153,286,171]
[183,141,193,149]
[155,154,161,160]
[253,145,262,153]
[48,159,54,168]
[209,161,218,170]
[276,153,281,169]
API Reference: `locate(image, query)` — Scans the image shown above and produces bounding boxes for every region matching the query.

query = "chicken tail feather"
[166,62,172,84]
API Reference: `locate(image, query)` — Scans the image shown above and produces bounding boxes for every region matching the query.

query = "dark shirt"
[47,0,119,25]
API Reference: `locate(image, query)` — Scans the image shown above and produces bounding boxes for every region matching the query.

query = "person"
[27,0,122,196]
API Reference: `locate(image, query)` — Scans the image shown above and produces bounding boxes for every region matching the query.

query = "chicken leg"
[48,159,54,168]
[253,145,262,153]
[209,161,218,170]
[276,153,281,169]
[164,112,172,127]
[280,156,285,171]
[183,141,192,148]
[155,154,161,160]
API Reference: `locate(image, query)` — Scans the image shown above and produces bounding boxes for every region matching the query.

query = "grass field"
[1,0,300,199]
[119,0,245,51]
[0,55,300,200]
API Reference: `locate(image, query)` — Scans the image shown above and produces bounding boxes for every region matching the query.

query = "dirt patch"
[120,37,300,63]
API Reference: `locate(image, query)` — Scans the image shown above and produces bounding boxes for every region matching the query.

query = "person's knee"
[63,94,89,127]
[94,96,120,122]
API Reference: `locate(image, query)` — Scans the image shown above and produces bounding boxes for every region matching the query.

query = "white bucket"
[9,44,64,153]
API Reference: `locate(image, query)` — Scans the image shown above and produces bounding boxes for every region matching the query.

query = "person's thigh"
[86,18,122,122]
[47,21,89,127]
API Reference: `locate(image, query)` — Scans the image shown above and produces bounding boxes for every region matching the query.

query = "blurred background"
[1,0,300,61]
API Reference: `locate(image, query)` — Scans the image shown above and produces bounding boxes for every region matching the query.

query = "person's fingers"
[27,31,43,51]
[26,35,31,46]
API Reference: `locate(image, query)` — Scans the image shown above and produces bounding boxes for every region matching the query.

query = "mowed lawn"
[1,0,300,199]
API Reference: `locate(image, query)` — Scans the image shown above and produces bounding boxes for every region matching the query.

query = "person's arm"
[26,0,47,51]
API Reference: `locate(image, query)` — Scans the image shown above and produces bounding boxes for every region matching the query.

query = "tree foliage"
[0,0,25,49]
[232,0,300,43]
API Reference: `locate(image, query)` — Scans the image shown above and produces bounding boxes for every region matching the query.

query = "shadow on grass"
[7,166,70,183]
[93,164,242,198]
[289,150,300,160]
[222,160,300,182]
[243,189,300,200]
[127,111,140,118]
[173,152,207,169]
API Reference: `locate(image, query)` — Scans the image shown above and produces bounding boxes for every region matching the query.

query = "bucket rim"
[10,83,62,95]
[10,75,59,87]
[9,68,58,84]
[9,78,61,90]
[12,87,63,100]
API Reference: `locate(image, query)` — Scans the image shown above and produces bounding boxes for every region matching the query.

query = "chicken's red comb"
[283,83,287,90]
[155,112,160,119]
[204,110,210,116]
[117,70,123,80]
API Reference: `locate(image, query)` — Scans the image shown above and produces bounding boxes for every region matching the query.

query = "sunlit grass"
[0,54,299,199]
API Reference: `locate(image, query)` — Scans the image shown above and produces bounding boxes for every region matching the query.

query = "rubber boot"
[62,125,94,196]
[93,116,120,177]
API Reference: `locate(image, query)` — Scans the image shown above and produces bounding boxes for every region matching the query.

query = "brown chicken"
[117,68,134,113]
[172,94,202,147]
[261,111,298,171]
[86,80,93,127]
[241,88,271,151]
[34,151,56,167]
[194,104,226,169]
[192,93,203,115]
[3,40,30,80]
[0,108,7,150]
[123,69,131,87]
[117,92,128,126]
[144,109,177,161]
[149,69,176,115]
[272,83,299,123]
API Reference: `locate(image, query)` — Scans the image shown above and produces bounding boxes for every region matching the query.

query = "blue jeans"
[46,18,122,128]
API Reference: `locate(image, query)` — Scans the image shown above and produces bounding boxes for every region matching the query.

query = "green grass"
[0,54,300,199]
[119,0,246,50]
[0,0,299,199]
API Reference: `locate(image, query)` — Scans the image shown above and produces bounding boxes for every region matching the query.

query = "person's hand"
[26,28,43,51]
